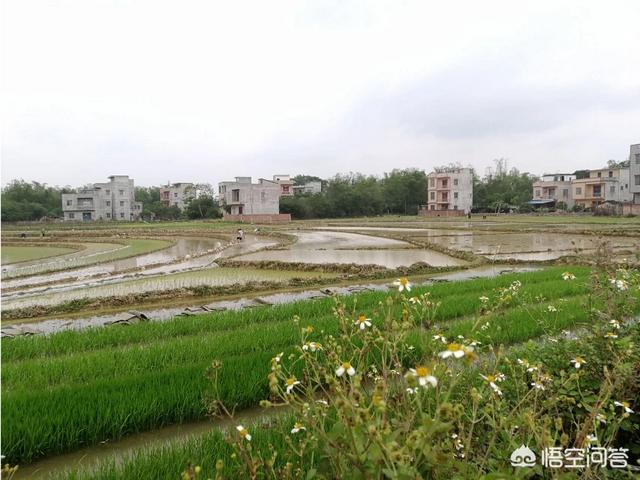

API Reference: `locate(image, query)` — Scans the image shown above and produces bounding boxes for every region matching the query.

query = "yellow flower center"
[294,422,304,429]
[485,375,495,382]
[342,361,351,369]
[415,366,429,377]
[286,377,296,386]
[447,343,461,351]
[399,277,409,285]
[575,356,584,363]
[358,315,366,322]
[622,401,630,408]
[239,428,248,437]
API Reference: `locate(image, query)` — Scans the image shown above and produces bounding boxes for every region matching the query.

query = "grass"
[1,239,173,279]
[1,245,78,264]
[7,266,639,466]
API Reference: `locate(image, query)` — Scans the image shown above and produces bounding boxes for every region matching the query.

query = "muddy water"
[288,230,408,249]
[2,236,276,293]
[13,407,273,480]
[2,265,539,336]
[238,248,466,268]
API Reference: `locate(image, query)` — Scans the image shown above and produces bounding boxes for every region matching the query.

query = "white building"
[424,167,473,215]
[62,175,142,221]
[160,182,195,211]
[630,144,640,204]
[218,177,281,215]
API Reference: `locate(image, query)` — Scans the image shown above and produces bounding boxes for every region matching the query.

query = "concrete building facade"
[292,181,322,195]
[424,168,473,215]
[572,166,631,209]
[160,182,195,211]
[273,175,294,197]
[531,173,576,209]
[630,144,640,204]
[62,175,142,221]
[218,177,281,216]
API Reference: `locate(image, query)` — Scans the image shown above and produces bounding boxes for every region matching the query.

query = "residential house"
[630,144,640,204]
[292,181,322,195]
[422,167,473,215]
[273,175,294,197]
[572,166,631,209]
[62,175,142,221]
[218,177,290,223]
[160,182,195,211]
[530,173,576,209]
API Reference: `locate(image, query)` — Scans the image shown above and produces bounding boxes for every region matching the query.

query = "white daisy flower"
[393,277,412,292]
[613,401,634,415]
[562,272,576,280]
[336,361,356,377]
[438,343,466,359]
[570,356,586,369]
[433,334,447,343]
[408,366,438,388]
[236,425,251,441]
[355,314,372,330]
[285,377,301,394]
[604,332,618,339]
[480,373,504,396]
[291,422,306,434]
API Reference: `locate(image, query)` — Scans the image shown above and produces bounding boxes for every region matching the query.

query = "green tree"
[185,195,222,219]
[1,180,72,221]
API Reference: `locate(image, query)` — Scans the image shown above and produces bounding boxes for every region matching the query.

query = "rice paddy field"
[1,215,639,478]
[1,245,79,265]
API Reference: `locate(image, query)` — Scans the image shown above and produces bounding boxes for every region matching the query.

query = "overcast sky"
[2,0,640,187]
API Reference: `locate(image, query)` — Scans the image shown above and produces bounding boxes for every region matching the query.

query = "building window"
[430,192,435,200]
[119,190,124,196]
[66,200,72,206]
[120,212,124,219]
[635,153,640,164]
[608,171,613,178]
[454,192,458,199]
[610,186,615,194]
[106,190,110,195]
[106,213,111,218]
[635,175,640,186]
[430,204,435,210]
[174,192,178,197]
[120,201,125,206]
[535,189,541,197]
[563,189,568,198]
[232,189,240,202]
[106,201,111,206]
[429,178,435,188]
[593,186,602,197]
[576,187,582,195]
[442,179,448,188]
[453,179,458,186]
[69,212,75,219]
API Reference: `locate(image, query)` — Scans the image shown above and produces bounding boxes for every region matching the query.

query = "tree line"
[1,161,539,222]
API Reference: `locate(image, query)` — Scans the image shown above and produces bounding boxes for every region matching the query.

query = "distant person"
[20,232,26,239]
[41,228,46,237]
[236,229,245,241]
[467,213,471,219]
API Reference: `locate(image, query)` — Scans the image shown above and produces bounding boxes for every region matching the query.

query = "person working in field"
[236,229,245,241]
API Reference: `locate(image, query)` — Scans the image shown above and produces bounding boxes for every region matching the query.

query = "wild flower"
[609,278,629,291]
[408,297,421,305]
[530,382,545,390]
[408,366,438,388]
[547,305,557,313]
[406,387,418,394]
[604,332,618,339]
[236,425,251,441]
[291,422,306,434]
[613,401,634,415]
[609,319,621,329]
[336,361,356,377]
[517,358,538,372]
[274,352,284,363]
[480,373,505,396]
[285,377,301,394]
[480,322,490,331]
[302,341,322,352]
[438,343,465,359]
[586,434,597,444]
[570,356,586,369]
[562,272,576,280]
[596,413,607,424]
[479,296,489,303]
[433,334,447,343]
[393,277,412,292]
[355,314,372,330]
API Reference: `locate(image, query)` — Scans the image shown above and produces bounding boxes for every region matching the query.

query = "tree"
[185,195,222,219]
[1,180,72,221]
[472,159,536,212]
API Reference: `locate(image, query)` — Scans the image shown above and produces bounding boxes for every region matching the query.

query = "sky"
[2,0,640,187]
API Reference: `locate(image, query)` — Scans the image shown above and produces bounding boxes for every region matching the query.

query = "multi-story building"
[630,144,640,204]
[531,173,576,209]
[160,182,195,210]
[572,166,631,209]
[273,175,294,197]
[62,175,142,221]
[423,168,473,215]
[218,177,281,216]
[292,181,322,195]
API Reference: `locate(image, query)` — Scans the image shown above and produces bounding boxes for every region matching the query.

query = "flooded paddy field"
[1,244,80,264]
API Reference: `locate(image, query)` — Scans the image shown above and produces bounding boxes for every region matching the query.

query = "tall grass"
[5,266,628,464]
